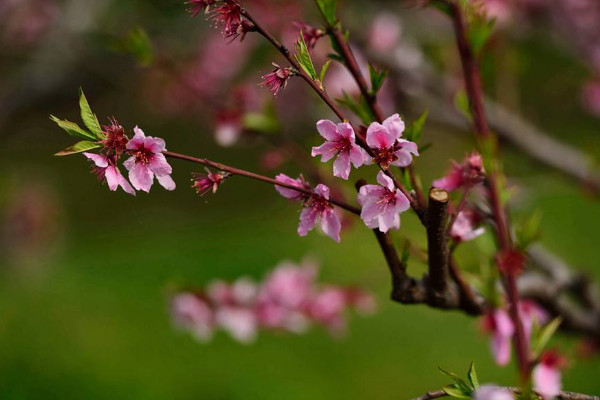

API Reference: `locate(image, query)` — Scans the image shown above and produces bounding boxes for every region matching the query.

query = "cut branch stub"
[426,187,450,301]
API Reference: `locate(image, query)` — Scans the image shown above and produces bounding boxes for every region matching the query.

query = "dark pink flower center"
[133,149,154,165]
[372,147,398,169]
[376,189,396,206]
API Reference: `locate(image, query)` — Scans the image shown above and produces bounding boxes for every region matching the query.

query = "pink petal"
[377,207,399,232]
[313,184,330,200]
[311,141,339,162]
[397,139,419,155]
[126,127,146,150]
[148,153,172,176]
[336,122,355,140]
[157,174,176,191]
[349,144,364,168]
[376,170,394,190]
[105,166,120,191]
[216,307,257,344]
[533,364,561,399]
[298,206,319,236]
[123,156,136,171]
[366,122,396,149]
[390,148,414,167]
[83,152,109,168]
[316,119,340,141]
[393,191,410,213]
[144,136,167,153]
[117,173,136,196]
[491,333,512,366]
[274,173,305,200]
[381,113,405,139]
[320,209,341,242]
[333,151,351,180]
[129,163,154,192]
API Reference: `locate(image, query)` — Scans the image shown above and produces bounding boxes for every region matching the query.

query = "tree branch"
[426,187,451,298]
[409,388,600,400]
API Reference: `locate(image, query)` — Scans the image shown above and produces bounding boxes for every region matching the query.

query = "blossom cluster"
[170,259,376,343]
[83,122,176,195]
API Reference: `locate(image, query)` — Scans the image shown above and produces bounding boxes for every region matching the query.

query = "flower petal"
[382,113,405,139]
[316,119,340,141]
[129,163,154,192]
[366,122,396,149]
[157,174,176,191]
[298,207,319,236]
[148,153,173,176]
[83,152,109,168]
[311,142,339,162]
[333,151,351,180]
[320,209,341,242]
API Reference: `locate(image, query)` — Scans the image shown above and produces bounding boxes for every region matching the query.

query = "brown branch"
[426,188,450,298]
[164,150,360,214]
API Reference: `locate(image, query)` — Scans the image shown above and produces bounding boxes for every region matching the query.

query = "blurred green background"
[1,0,600,398]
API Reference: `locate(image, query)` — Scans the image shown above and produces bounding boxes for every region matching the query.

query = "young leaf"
[443,384,471,399]
[78,88,103,139]
[532,317,562,358]
[404,109,428,143]
[454,89,472,121]
[294,33,318,81]
[335,92,373,125]
[467,362,479,389]
[319,59,332,84]
[50,115,97,140]
[316,0,337,26]
[438,366,473,394]
[515,210,543,250]
[126,27,154,67]
[55,140,100,156]
[368,63,388,94]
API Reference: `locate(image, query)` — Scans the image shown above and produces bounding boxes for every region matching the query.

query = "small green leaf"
[515,210,543,250]
[532,317,562,358]
[319,59,332,84]
[50,115,97,140]
[125,27,154,66]
[294,33,318,81]
[316,0,337,26]
[242,112,279,134]
[404,109,428,143]
[335,92,373,125]
[454,89,472,121]
[443,384,471,399]
[467,362,479,389]
[368,63,388,94]
[55,140,100,156]
[438,366,472,393]
[78,88,103,139]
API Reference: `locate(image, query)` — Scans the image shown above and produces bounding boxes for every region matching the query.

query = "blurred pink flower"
[214,109,243,147]
[473,385,514,400]
[274,173,310,201]
[533,350,566,399]
[433,152,485,192]
[261,261,316,308]
[186,0,216,16]
[83,153,135,195]
[294,22,325,50]
[191,168,228,196]
[311,120,364,179]
[357,171,410,233]
[171,293,215,342]
[450,210,485,242]
[124,127,175,192]
[366,114,419,169]
[260,63,291,96]
[209,0,242,37]
[368,13,402,53]
[307,287,348,335]
[481,308,515,366]
[298,184,341,242]
[519,300,549,343]
[581,80,600,117]
[216,307,258,344]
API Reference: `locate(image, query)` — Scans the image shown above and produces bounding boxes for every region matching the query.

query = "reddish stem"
[163,150,361,215]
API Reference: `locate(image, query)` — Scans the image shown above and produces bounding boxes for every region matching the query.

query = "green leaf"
[438,366,472,394]
[50,115,97,140]
[454,89,472,121]
[467,362,479,389]
[316,0,337,26]
[532,317,562,358]
[125,27,154,66]
[319,59,332,84]
[55,140,101,156]
[368,63,388,94]
[78,88,103,139]
[294,33,318,81]
[404,109,428,143]
[515,209,543,250]
[442,384,471,399]
[242,112,279,134]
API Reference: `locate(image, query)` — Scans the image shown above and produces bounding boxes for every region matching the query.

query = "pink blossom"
[274,173,311,201]
[294,22,325,50]
[298,184,341,242]
[357,171,410,233]
[433,152,485,192]
[207,277,258,306]
[519,300,549,342]
[312,120,364,180]
[83,153,135,195]
[209,0,242,37]
[214,109,243,147]
[450,210,485,242]
[307,287,348,335]
[191,168,228,196]
[533,350,566,399]
[366,114,419,169]
[215,306,258,344]
[368,13,402,53]
[261,261,316,308]
[481,308,515,366]
[260,63,291,96]
[171,293,215,342]
[473,385,514,400]
[124,127,176,192]
[100,118,129,155]
[581,80,600,117]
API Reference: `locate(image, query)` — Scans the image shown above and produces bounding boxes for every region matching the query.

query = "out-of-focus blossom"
[186,0,216,16]
[83,153,135,195]
[481,308,515,366]
[450,210,485,242]
[214,109,243,147]
[170,259,376,343]
[274,173,310,201]
[294,22,325,50]
[519,300,549,342]
[224,19,254,43]
[366,114,419,169]
[311,120,363,179]
[298,184,341,242]
[368,13,402,53]
[260,148,286,170]
[581,80,600,117]
[209,0,242,37]
[473,385,514,400]
[433,152,485,192]
[496,249,526,275]
[191,168,228,196]
[260,63,292,96]
[357,171,410,233]
[171,293,215,342]
[533,350,566,399]
[124,127,176,192]
[1,0,59,48]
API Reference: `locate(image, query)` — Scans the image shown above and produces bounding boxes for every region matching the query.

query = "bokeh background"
[1,0,600,398]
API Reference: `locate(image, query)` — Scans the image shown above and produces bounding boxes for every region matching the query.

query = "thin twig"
[408,388,600,400]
